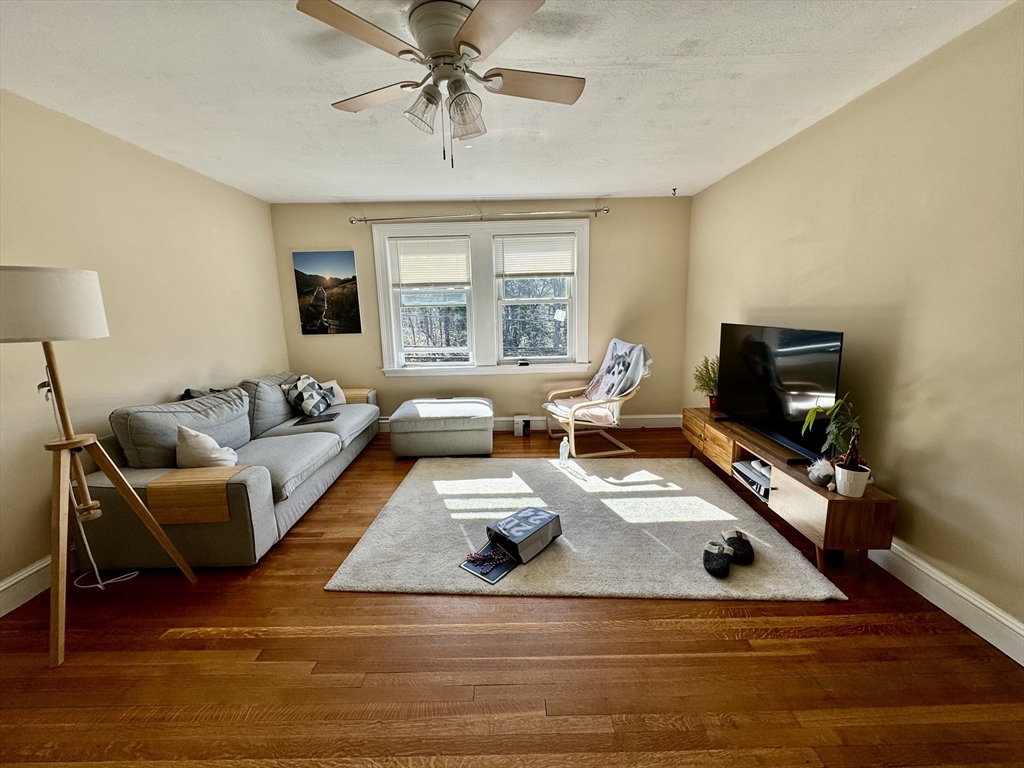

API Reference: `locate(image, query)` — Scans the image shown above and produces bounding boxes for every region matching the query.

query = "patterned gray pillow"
[282,375,336,417]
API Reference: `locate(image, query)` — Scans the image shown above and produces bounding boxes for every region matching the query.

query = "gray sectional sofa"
[72,372,379,570]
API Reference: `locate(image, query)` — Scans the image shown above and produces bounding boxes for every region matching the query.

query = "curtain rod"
[348,207,609,224]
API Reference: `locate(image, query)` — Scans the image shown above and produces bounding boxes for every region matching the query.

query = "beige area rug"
[325,458,846,601]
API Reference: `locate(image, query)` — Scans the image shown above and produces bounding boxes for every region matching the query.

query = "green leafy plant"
[801,394,860,461]
[692,355,719,398]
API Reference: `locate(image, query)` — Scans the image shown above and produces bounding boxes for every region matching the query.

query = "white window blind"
[389,237,471,286]
[493,233,576,277]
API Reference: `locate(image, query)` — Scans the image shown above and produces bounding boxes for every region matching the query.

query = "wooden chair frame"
[544,384,641,458]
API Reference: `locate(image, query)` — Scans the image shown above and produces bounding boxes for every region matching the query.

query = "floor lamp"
[0,266,196,668]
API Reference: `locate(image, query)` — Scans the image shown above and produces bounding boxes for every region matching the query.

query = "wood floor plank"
[0,748,826,768]
[813,742,1024,767]
[793,702,1024,727]
[0,430,1019,764]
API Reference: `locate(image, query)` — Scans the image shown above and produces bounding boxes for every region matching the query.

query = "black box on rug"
[486,508,562,563]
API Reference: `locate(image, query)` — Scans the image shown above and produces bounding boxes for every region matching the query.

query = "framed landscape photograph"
[292,250,361,335]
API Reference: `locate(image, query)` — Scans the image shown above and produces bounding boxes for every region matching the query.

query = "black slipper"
[722,530,754,565]
[703,541,734,578]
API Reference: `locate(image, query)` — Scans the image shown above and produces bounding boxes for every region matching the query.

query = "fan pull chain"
[441,104,447,161]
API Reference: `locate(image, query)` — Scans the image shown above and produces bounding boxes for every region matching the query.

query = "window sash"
[497,294,574,362]
[493,232,577,277]
[389,236,471,287]
[394,286,474,367]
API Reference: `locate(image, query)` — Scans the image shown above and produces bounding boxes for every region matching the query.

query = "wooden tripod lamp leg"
[50,449,71,668]
[84,442,197,584]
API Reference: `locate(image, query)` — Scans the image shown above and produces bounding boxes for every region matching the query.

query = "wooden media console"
[683,407,898,572]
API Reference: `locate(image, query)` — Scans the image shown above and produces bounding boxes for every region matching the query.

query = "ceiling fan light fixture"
[403,83,442,134]
[447,76,483,125]
[453,112,486,141]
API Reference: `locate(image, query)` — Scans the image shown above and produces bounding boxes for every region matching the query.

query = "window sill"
[382,363,592,378]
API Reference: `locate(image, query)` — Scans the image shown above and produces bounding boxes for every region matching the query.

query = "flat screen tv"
[717,323,844,459]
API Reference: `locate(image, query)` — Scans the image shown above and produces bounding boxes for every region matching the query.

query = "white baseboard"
[379,413,682,433]
[0,555,50,617]
[870,544,1023,665]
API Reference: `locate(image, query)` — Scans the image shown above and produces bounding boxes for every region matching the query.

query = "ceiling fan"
[296,0,586,141]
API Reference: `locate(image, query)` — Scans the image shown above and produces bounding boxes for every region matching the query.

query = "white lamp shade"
[453,112,486,140]
[0,266,109,343]
[404,84,442,134]
[447,76,482,126]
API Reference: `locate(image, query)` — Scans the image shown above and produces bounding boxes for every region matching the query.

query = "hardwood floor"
[2,429,1022,766]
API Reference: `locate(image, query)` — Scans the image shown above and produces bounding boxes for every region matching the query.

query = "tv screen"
[717,323,844,458]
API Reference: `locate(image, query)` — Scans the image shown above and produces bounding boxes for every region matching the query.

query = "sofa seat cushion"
[389,398,494,434]
[234,433,341,502]
[259,403,380,447]
[238,372,299,437]
[110,388,251,469]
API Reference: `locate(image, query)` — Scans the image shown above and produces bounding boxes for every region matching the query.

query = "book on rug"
[487,508,562,563]
[459,540,519,585]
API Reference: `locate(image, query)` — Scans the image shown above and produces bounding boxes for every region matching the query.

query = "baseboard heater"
[732,460,772,503]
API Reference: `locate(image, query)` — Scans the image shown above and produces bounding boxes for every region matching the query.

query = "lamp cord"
[39,370,138,591]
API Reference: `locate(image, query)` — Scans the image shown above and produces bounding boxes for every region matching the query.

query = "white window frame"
[372,219,590,377]
[387,235,475,369]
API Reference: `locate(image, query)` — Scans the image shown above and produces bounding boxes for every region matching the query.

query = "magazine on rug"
[459,540,520,585]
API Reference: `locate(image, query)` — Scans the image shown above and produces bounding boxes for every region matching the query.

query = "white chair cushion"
[543,396,618,426]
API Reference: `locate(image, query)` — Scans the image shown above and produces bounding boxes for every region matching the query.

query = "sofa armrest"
[343,388,376,405]
[147,466,248,524]
[78,464,279,568]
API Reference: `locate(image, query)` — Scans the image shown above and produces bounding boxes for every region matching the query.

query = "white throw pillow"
[319,379,346,404]
[176,425,238,468]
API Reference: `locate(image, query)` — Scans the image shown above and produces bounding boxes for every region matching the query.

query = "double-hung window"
[373,219,589,375]
[388,236,473,366]
[495,233,576,362]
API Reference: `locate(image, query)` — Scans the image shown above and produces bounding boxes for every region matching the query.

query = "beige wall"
[0,91,289,581]
[683,4,1024,619]
[270,197,691,418]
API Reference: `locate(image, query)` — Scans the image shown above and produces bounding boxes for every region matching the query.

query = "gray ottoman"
[389,397,494,457]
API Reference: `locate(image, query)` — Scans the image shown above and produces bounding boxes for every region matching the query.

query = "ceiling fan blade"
[454,0,545,61]
[332,82,420,113]
[482,68,585,105]
[297,0,424,61]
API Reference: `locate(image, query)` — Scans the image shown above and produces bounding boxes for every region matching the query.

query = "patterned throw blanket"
[544,339,653,426]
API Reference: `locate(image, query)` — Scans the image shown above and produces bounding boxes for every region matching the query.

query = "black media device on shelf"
[717,323,844,460]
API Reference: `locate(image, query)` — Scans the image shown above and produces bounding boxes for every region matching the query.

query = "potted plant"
[801,395,872,498]
[693,355,719,411]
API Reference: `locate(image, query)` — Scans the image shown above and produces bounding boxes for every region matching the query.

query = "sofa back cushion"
[238,372,299,437]
[110,388,251,468]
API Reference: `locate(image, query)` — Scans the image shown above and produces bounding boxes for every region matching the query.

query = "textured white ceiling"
[0,0,1013,203]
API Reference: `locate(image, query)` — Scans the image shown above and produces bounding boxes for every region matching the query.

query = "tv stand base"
[683,407,898,574]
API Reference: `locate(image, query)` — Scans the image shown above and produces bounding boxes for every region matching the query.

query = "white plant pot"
[835,465,872,498]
